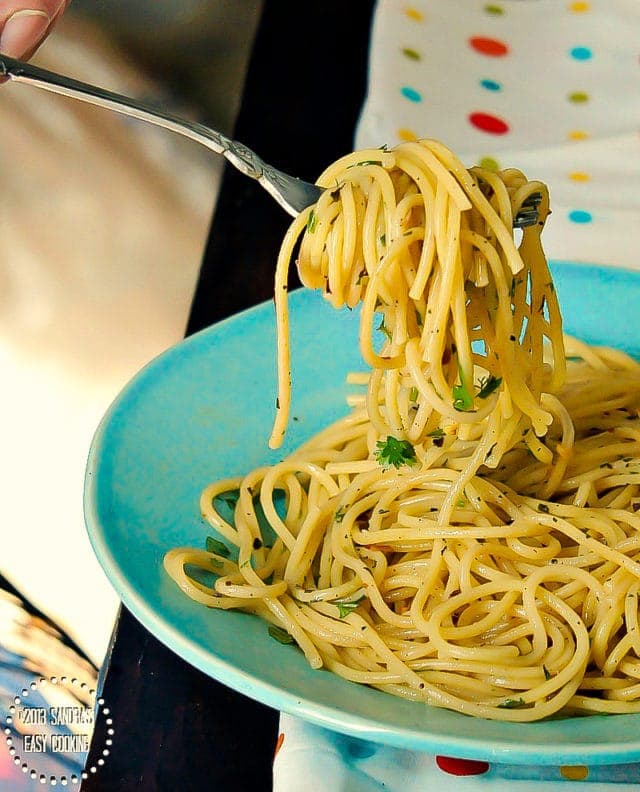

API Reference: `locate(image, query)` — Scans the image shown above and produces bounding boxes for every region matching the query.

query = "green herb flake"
[497,698,526,709]
[453,362,474,412]
[335,506,346,523]
[379,233,386,246]
[268,625,297,645]
[543,665,552,681]
[306,208,318,233]
[477,374,502,399]
[206,536,231,558]
[375,436,417,469]
[452,383,474,412]
[336,596,365,618]
[409,386,419,402]
[378,316,392,341]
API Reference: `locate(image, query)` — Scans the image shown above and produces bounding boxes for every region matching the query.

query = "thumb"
[0,1,69,59]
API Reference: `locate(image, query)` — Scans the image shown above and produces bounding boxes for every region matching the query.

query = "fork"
[0,54,540,225]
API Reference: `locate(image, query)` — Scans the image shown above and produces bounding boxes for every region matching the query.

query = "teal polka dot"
[570,46,593,61]
[480,78,502,91]
[568,209,593,224]
[401,85,422,102]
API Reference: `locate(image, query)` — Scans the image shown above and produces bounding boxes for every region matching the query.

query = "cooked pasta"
[164,139,640,721]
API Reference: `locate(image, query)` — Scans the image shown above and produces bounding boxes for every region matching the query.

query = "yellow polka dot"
[569,1,591,12]
[569,171,590,182]
[560,765,589,781]
[405,7,424,22]
[398,127,418,142]
[478,156,500,172]
[568,130,589,141]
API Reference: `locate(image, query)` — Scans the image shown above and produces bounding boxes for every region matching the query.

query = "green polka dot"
[568,91,589,103]
[484,3,504,14]
[402,47,421,61]
[478,156,500,172]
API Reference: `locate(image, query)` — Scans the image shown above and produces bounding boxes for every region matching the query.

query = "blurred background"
[0,0,261,672]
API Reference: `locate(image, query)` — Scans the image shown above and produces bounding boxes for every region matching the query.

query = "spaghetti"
[164,139,640,721]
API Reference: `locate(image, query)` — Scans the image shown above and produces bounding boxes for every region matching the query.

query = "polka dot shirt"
[355,0,640,270]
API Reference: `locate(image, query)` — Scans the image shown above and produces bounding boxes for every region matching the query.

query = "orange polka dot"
[568,130,589,140]
[560,765,589,781]
[569,171,590,182]
[405,7,424,22]
[274,732,285,759]
[569,1,591,12]
[398,127,419,142]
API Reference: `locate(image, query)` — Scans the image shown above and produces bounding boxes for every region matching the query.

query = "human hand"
[0,1,70,59]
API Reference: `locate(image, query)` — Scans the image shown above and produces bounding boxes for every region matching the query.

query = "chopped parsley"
[453,362,474,412]
[268,625,297,645]
[497,698,526,709]
[375,436,417,468]
[477,374,502,399]
[409,386,419,402]
[452,382,473,411]
[377,316,392,341]
[334,506,346,523]
[306,208,318,233]
[335,596,365,618]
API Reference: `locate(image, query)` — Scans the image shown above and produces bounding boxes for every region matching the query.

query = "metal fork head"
[513,192,543,229]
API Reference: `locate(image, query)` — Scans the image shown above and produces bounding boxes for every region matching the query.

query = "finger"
[0,1,68,59]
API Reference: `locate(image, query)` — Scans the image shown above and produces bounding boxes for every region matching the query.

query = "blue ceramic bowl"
[84,262,640,765]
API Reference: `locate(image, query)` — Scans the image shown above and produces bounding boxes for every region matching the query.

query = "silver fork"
[0,54,540,226]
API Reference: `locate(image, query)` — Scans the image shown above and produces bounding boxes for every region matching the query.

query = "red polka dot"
[436,755,490,776]
[469,111,510,135]
[469,36,509,57]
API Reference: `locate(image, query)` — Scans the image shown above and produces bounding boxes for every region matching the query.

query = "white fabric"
[274,2,640,789]
[355,0,640,271]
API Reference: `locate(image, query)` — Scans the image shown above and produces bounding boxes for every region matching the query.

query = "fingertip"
[0,8,50,58]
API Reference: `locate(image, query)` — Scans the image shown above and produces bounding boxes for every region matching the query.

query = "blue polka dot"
[401,85,422,102]
[480,78,502,92]
[570,46,593,61]
[568,209,593,224]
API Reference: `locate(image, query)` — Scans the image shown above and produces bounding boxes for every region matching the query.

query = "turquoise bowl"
[84,262,640,765]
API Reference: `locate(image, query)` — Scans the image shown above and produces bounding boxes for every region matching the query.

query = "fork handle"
[0,54,269,181]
